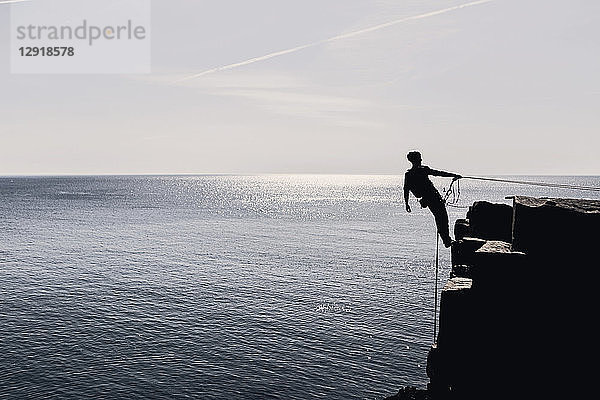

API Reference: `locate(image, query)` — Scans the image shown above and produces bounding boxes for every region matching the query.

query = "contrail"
[0,0,31,5]
[174,0,494,83]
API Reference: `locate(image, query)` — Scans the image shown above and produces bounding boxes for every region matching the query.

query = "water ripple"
[1,175,598,399]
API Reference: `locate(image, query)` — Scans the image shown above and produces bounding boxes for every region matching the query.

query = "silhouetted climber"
[404,151,461,248]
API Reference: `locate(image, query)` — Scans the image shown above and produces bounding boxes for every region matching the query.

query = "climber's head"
[407,151,422,166]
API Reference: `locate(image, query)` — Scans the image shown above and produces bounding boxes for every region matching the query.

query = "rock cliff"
[388,196,600,400]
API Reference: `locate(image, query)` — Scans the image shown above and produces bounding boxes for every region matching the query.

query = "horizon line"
[1,173,598,177]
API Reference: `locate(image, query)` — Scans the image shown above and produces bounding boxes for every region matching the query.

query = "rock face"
[384,386,429,400]
[512,196,600,261]
[425,196,600,399]
[466,201,513,242]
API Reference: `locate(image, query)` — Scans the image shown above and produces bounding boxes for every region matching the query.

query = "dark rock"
[466,201,513,242]
[510,196,600,396]
[384,386,429,400]
[436,278,474,349]
[469,240,526,288]
[512,196,600,263]
[453,218,471,241]
[425,344,443,387]
[450,237,485,266]
[449,264,471,279]
[427,278,483,398]
[451,239,526,288]
[426,196,600,399]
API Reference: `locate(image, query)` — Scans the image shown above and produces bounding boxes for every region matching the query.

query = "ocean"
[1,175,598,399]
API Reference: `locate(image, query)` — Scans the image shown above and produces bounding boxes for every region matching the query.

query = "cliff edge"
[389,196,600,400]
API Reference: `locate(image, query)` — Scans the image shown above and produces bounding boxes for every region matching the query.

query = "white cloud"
[143,71,384,128]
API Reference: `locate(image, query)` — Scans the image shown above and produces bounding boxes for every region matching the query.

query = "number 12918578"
[19,47,75,57]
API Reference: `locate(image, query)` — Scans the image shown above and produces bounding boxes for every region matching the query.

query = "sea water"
[1,175,598,399]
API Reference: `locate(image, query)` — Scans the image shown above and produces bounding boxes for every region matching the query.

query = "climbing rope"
[433,231,440,341]
[462,175,600,192]
[440,175,600,211]
[442,177,465,208]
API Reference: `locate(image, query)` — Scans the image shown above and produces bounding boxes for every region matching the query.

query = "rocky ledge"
[387,196,600,400]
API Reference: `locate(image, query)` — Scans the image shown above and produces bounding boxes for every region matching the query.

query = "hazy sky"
[1,0,599,175]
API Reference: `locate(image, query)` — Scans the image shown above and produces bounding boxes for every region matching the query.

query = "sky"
[1,0,599,175]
